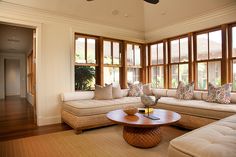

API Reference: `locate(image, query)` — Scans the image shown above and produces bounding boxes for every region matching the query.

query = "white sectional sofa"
[168,114,236,157]
[153,89,236,129]
[61,89,143,133]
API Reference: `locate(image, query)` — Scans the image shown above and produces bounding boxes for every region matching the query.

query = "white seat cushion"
[157,97,236,119]
[62,97,143,116]
[169,114,236,157]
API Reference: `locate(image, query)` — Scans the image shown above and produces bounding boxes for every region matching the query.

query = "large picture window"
[169,36,189,88]
[103,39,121,85]
[150,42,165,88]
[74,34,97,90]
[127,43,142,83]
[195,29,222,90]
[230,25,236,91]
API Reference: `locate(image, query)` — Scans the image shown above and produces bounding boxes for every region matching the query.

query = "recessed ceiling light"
[86,0,94,2]
[124,13,129,18]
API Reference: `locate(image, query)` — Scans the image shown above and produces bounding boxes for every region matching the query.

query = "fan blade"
[144,0,159,4]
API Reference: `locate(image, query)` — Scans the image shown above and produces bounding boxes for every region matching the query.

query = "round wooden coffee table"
[106,109,181,148]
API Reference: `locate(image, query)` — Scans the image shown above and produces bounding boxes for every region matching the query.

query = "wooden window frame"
[126,42,143,84]
[149,41,167,89]
[193,27,225,91]
[103,39,122,85]
[27,51,33,94]
[168,35,191,89]
[228,23,236,91]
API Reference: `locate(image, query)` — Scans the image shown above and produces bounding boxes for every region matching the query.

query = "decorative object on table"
[123,105,138,115]
[138,108,154,113]
[141,94,161,120]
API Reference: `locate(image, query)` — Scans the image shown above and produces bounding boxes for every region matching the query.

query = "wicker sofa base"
[173,113,216,130]
[61,110,114,133]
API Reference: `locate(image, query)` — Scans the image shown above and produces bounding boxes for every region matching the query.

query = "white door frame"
[0,17,42,125]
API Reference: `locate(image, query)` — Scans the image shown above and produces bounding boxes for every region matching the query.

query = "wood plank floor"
[0,96,72,141]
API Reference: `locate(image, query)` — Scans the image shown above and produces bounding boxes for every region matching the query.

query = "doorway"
[0,23,37,138]
[4,59,21,96]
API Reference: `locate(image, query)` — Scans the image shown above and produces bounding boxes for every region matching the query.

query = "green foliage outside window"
[75,66,95,90]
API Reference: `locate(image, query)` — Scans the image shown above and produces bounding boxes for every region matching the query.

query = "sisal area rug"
[0,125,187,157]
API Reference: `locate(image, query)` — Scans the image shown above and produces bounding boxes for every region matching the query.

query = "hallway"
[0,96,36,139]
[0,96,71,141]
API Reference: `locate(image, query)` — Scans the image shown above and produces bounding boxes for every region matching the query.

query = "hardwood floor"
[0,96,72,141]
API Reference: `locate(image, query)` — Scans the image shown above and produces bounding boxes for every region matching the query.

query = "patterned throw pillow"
[206,83,232,104]
[176,81,194,100]
[183,82,194,100]
[142,83,153,96]
[176,81,185,99]
[206,83,217,102]
[216,83,232,104]
[128,83,143,97]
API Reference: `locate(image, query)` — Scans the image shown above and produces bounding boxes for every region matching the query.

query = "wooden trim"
[120,41,127,89]
[188,33,193,83]
[228,24,233,83]
[148,45,151,83]
[97,37,103,86]
[75,63,98,66]
[221,25,227,84]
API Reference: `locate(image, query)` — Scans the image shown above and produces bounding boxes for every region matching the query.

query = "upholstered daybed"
[61,89,143,133]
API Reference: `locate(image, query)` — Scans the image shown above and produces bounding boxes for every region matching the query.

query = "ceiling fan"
[144,0,159,4]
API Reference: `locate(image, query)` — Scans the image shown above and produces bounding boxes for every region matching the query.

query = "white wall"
[5,59,20,96]
[0,1,235,126]
[0,53,26,99]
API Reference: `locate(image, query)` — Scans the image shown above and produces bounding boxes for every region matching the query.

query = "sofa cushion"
[128,83,143,97]
[142,83,152,96]
[61,91,94,101]
[176,81,194,100]
[62,97,143,116]
[168,114,236,157]
[94,84,113,100]
[152,89,167,97]
[167,90,176,97]
[112,85,122,99]
[157,97,236,120]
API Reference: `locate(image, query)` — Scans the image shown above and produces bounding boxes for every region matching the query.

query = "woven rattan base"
[123,126,161,148]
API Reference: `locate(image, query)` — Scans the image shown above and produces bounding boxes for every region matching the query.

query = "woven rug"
[0,125,187,157]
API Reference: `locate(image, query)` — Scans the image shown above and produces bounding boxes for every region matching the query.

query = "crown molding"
[0,1,145,43]
[145,2,236,42]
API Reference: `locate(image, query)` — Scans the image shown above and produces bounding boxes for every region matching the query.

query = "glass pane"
[74,66,95,91]
[87,38,96,64]
[179,64,189,84]
[113,42,120,65]
[197,33,208,60]
[151,44,157,65]
[209,30,222,59]
[165,42,168,64]
[127,68,140,83]
[127,44,133,65]
[151,66,164,88]
[104,41,112,64]
[135,45,141,66]
[103,67,119,85]
[75,37,86,63]
[180,37,188,62]
[208,61,221,86]
[197,62,207,90]
[171,40,179,63]
[171,64,178,88]
[233,60,236,90]
[158,43,164,64]
[232,27,236,57]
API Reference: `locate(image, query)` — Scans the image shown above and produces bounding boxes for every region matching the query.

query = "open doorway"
[0,23,37,137]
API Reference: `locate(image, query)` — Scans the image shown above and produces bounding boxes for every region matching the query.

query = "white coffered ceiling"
[2,0,236,32]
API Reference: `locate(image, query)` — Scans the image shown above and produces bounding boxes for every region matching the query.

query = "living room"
[0,0,236,157]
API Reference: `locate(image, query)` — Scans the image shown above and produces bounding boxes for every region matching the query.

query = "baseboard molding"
[37,115,61,126]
